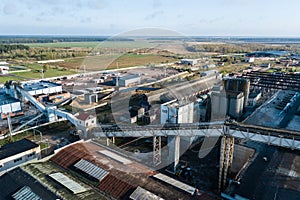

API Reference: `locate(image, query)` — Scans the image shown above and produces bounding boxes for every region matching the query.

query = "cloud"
[87,0,107,10]
[2,3,17,15]
[152,0,162,8]
[144,10,164,20]
[222,0,256,6]
[80,17,92,23]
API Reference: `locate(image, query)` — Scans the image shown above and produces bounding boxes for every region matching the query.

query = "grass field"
[11,69,76,79]
[0,75,25,83]
[0,64,77,83]
[58,54,178,71]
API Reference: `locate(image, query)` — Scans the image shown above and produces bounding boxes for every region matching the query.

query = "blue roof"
[0,93,19,106]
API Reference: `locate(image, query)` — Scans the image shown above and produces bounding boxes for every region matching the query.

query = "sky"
[0,0,299,36]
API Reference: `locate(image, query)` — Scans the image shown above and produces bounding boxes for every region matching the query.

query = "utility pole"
[6,113,13,141]
[115,62,119,87]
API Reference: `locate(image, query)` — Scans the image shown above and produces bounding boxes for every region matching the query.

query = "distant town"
[0,36,299,200]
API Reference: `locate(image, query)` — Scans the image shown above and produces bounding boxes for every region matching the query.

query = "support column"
[174,135,180,170]
[168,135,180,172]
[218,134,234,192]
[218,136,226,191]
[153,136,161,167]
[6,113,13,141]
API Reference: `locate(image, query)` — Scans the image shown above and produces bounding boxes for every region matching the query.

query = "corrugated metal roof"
[12,186,42,200]
[98,174,134,199]
[153,173,195,195]
[98,150,132,165]
[50,143,92,169]
[130,186,164,200]
[49,172,88,194]
[74,159,109,181]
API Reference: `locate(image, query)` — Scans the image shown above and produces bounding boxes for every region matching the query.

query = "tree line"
[185,43,300,54]
[0,44,29,53]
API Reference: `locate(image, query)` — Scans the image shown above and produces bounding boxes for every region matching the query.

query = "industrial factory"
[210,77,250,119]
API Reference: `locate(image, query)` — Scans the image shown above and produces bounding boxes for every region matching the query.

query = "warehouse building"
[0,139,40,174]
[160,99,194,124]
[22,81,62,96]
[0,90,22,120]
[113,74,141,87]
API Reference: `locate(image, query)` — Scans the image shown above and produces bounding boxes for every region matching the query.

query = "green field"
[58,54,178,71]
[0,64,77,83]
[11,69,76,79]
[0,75,25,84]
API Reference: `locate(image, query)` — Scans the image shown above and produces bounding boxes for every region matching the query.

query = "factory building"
[22,81,70,104]
[22,81,62,96]
[211,77,249,119]
[160,99,194,124]
[180,59,199,66]
[211,91,244,119]
[0,139,40,174]
[222,77,250,109]
[76,112,97,129]
[113,74,141,87]
[0,90,22,120]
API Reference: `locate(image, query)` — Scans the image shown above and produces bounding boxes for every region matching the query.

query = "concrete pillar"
[218,135,235,192]
[106,137,110,146]
[168,135,180,172]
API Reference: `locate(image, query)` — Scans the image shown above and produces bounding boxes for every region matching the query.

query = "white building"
[0,139,40,174]
[0,91,22,120]
[114,74,141,87]
[160,99,194,124]
[22,81,62,96]
[76,112,97,128]
[180,59,198,66]
[0,66,9,74]
[245,57,255,63]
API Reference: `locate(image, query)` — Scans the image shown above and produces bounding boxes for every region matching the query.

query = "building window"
[162,110,167,113]
[86,122,88,126]
[0,164,3,168]
[14,157,22,163]
[91,120,94,124]
[27,152,35,158]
